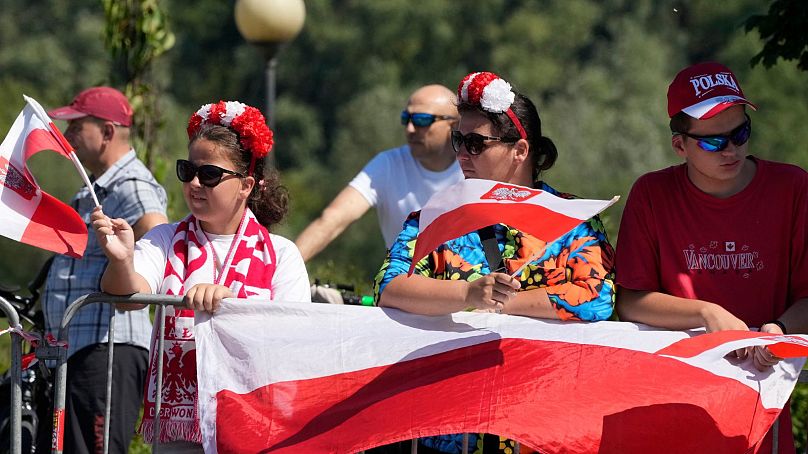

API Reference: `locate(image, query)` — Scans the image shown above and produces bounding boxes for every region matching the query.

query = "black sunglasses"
[674,114,752,152]
[451,130,518,155]
[401,111,457,127]
[176,159,244,188]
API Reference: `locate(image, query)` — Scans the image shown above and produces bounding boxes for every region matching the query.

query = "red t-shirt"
[616,157,808,327]
[616,157,808,453]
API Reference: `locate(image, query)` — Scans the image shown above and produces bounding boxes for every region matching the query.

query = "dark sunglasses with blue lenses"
[451,130,518,155]
[676,114,752,152]
[176,159,244,188]
[401,111,457,127]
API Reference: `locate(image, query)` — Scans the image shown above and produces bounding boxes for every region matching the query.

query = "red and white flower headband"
[458,72,527,140]
[187,101,273,174]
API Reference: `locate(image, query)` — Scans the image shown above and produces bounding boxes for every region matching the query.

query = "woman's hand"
[465,272,521,313]
[184,284,234,313]
[91,206,134,262]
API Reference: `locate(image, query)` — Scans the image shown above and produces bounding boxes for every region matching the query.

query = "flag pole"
[22,95,101,208]
[509,195,621,278]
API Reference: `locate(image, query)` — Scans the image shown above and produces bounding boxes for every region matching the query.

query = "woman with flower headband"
[91,101,310,451]
[374,73,615,453]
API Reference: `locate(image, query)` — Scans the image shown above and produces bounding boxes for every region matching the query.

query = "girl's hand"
[90,206,134,261]
[184,284,234,313]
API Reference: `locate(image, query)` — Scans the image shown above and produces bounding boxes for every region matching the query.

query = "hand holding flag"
[0,96,101,257]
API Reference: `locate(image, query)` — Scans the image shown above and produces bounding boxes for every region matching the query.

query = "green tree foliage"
[746,0,808,70]
[103,0,175,170]
[2,0,808,283]
[2,2,808,447]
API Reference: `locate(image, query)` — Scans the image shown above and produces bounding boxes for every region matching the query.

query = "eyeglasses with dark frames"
[176,159,244,188]
[673,114,752,152]
[401,111,457,127]
[451,130,518,155]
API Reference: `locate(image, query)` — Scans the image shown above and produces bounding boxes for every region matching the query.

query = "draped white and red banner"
[0,97,86,257]
[194,301,808,453]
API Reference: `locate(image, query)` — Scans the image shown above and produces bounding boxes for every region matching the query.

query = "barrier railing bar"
[773,410,779,454]
[1,296,22,454]
[153,304,167,454]
[102,309,116,454]
[801,370,808,454]
[53,293,184,454]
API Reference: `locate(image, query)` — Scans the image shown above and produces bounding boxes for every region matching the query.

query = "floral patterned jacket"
[373,181,615,321]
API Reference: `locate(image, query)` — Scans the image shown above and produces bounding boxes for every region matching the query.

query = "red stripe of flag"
[214,338,780,453]
[410,202,582,274]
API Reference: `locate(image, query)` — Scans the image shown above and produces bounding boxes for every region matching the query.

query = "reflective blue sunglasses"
[675,114,752,152]
[401,111,456,127]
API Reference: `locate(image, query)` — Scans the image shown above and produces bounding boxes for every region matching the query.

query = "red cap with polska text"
[667,62,757,119]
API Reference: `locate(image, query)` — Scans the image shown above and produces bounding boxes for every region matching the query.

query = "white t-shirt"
[133,222,311,303]
[349,145,464,247]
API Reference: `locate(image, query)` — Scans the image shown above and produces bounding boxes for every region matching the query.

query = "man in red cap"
[615,62,808,452]
[42,86,168,454]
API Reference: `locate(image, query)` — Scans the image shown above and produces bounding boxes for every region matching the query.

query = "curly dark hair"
[458,91,558,182]
[190,124,289,229]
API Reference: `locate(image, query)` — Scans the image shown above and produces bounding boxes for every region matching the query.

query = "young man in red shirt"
[616,61,808,453]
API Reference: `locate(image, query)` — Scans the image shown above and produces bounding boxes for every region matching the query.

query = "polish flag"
[408,179,619,274]
[0,97,87,257]
[195,301,808,453]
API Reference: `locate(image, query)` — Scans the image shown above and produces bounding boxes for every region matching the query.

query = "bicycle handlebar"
[311,280,374,306]
[0,256,53,325]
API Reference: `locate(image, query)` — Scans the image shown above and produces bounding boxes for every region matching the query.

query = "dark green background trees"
[2,0,808,450]
[2,0,807,289]
[3,0,808,285]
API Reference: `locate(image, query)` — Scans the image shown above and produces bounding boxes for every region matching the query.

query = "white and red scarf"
[139,209,276,443]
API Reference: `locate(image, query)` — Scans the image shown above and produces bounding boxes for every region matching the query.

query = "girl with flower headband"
[374,73,615,453]
[91,101,310,450]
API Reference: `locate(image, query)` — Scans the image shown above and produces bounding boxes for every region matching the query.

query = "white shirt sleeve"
[270,234,312,303]
[133,223,177,293]
[348,151,390,207]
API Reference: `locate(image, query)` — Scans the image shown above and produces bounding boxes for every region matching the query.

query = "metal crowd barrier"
[43,292,808,454]
[1,296,23,454]
[51,293,184,454]
[771,369,808,454]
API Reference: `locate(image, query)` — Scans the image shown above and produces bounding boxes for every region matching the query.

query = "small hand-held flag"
[408,179,619,275]
[0,96,99,257]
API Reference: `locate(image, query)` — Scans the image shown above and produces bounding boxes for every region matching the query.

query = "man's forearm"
[295,218,346,261]
[777,298,808,334]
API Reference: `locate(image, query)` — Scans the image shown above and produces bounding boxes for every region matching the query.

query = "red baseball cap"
[666,62,757,119]
[48,86,133,126]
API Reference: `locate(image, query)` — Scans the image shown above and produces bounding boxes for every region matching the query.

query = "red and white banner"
[409,179,619,274]
[0,97,86,257]
[195,301,808,453]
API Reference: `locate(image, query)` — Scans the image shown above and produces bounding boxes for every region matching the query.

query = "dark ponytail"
[532,135,558,179]
[246,159,289,229]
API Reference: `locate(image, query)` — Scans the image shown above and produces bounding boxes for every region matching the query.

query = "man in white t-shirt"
[296,84,464,260]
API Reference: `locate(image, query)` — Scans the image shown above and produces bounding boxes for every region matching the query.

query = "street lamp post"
[234,0,306,165]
